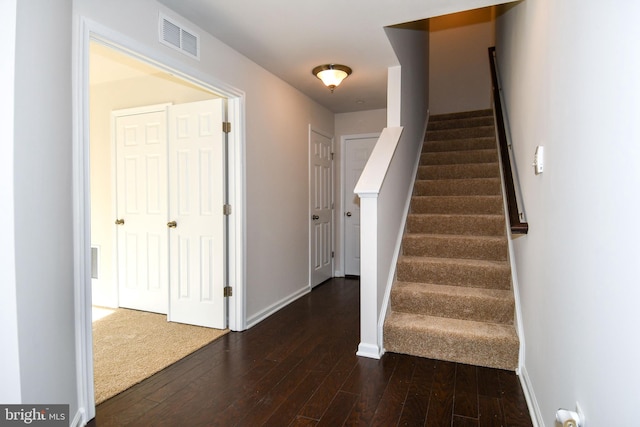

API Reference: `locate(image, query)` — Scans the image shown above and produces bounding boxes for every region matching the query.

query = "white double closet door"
[114,99,226,329]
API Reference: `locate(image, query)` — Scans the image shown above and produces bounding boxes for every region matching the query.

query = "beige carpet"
[93,308,228,404]
[384,109,519,370]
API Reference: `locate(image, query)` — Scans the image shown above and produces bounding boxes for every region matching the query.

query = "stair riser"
[427,116,494,131]
[384,324,519,370]
[411,196,503,215]
[391,289,515,324]
[414,179,501,196]
[423,137,496,153]
[421,150,498,165]
[396,260,511,290]
[402,235,507,261]
[418,164,500,180]
[407,215,505,237]
[427,126,495,141]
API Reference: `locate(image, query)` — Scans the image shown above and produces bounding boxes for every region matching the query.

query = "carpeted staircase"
[383,109,519,370]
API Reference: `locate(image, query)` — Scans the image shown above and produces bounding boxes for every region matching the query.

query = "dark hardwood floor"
[88,278,533,426]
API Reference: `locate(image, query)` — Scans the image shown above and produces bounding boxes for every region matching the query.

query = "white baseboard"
[71,408,85,427]
[356,342,382,359]
[245,285,311,329]
[519,365,543,427]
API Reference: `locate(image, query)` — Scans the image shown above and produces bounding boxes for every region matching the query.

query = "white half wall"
[355,26,429,357]
[496,1,640,425]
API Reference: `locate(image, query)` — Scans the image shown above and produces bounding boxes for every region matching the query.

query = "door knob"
[345,212,352,217]
[167,221,177,228]
[115,219,125,225]
[312,215,319,220]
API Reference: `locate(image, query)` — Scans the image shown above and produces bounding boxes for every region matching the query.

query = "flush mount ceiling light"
[312,64,352,93]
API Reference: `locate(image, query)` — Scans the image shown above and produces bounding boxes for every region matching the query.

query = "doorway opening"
[89,40,231,403]
[74,23,245,419]
[341,133,379,277]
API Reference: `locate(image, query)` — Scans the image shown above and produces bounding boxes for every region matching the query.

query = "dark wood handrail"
[488,46,528,234]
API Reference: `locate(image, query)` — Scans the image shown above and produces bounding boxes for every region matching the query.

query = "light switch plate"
[534,145,544,174]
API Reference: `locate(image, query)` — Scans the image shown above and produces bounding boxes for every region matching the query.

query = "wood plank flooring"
[88,278,533,426]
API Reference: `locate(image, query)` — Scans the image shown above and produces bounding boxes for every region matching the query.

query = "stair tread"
[399,255,509,268]
[386,311,518,339]
[423,148,497,156]
[403,232,506,242]
[408,213,504,219]
[394,281,514,299]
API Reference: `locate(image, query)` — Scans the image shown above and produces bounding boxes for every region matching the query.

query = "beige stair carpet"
[384,109,519,370]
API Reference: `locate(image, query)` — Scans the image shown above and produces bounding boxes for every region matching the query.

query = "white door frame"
[339,133,380,277]
[72,17,246,421]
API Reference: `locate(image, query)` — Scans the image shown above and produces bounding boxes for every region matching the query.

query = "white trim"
[339,132,380,278]
[71,15,94,424]
[72,16,247,422]
[246,286,311,328]
[519,365,543,427]
[356,342,383,359]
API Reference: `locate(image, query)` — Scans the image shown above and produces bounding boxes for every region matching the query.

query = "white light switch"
[533,145,544,174]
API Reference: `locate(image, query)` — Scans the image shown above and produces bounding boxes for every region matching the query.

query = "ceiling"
[154,0,506,113]
[92,0,506,113]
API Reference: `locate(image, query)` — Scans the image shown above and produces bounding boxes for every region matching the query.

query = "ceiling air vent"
[159,13,200,60]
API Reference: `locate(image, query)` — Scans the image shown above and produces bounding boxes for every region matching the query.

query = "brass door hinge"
[224,286,233,297]
[223,204,232,216]
[222,122,231,133]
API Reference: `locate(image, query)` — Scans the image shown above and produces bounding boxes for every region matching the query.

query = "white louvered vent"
[159,13,200,60]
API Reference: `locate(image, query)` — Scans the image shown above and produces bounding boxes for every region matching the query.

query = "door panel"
[310,130,333,287]
[344,135,378,276]
[168,99,226,329]
[115,108,169,314]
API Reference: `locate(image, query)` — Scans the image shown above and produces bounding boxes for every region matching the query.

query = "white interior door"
[115,105,169,314]
[167,99,226,329]
[344,135,378,276]
[310,129,334,287]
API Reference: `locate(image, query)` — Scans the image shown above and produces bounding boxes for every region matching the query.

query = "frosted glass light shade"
[312,64,352,92]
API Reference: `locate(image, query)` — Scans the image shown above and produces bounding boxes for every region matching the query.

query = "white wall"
[90,66,217,308]
[496,1,640,425]
[0,0,21,403]
[429,7,494,114]
[12,0,79,413]
[74,0,334,324]
[334,109,387,276]
[382,28,430,306]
